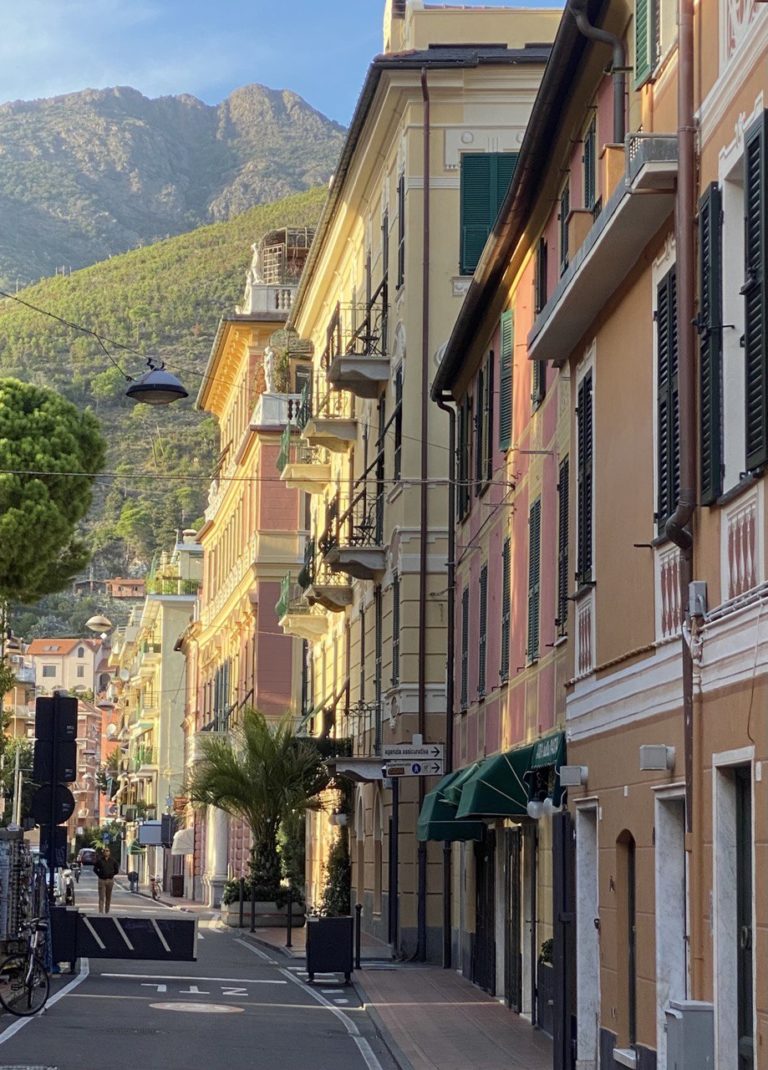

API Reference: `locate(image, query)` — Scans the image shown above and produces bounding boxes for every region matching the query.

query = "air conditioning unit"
[559,765,588,787]
[639,744,675,771]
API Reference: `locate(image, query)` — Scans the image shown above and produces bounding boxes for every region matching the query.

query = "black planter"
[537,961,554,1037]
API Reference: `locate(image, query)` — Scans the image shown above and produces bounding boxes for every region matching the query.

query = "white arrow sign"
[385,759,444,777]
[381,743,445,761]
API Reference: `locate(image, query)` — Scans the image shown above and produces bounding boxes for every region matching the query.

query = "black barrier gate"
[74,913,198,961]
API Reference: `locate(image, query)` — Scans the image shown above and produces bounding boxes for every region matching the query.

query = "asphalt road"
[0,870,396,1070]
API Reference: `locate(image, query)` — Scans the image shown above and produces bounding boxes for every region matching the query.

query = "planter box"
[224,901,306,929]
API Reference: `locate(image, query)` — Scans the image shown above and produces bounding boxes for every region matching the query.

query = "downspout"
[416,66,431,964]
[567,0,626,145]
[435,392,456,970]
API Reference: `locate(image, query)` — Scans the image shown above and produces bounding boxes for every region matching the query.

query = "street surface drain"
[150,1002,243,1014]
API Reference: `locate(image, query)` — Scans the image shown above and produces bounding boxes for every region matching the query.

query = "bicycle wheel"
[0,953,50,1016]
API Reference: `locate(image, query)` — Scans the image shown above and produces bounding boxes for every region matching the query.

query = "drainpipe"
[416,67,431,963]
[435,392,456,969]
[666,0,696,836]
[568,0,626,145]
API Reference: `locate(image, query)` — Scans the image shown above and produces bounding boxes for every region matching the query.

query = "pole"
[250,875,256,933]
[391,777,399,953]
[11,746,21,826]
[286,886,293,948]
[355,902,362,971]
[239,877,245,929]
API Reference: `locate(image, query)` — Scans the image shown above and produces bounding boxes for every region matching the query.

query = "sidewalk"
[355,965,552,1070]
[244,918,391,961]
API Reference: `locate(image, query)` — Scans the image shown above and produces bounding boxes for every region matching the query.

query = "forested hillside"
[0,84,343,287]
[0,186,326,589]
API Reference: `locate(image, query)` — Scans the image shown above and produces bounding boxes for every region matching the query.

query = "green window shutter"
[532,360,546,408]
[478,564,488,697]
[474,365,484,493]
[460,587,469,709]
[527,499,541,662]
[699,182,723,504]
[557,456,569,635]
[499,310,514,450]
[485,353,494,483]
[583,118,596,210]
[744,111,768,472]
[576,371,593,584]
[634,0,653,88]
[656,267,680,533]
[500,538,511,681]
[391,574,400,686]
[460,153,518,274]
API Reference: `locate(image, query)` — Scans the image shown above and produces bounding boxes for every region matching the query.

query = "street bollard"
[285,887,293,948]
[250,876,256,933]
[239,877,245,929]
[354,902,362,971]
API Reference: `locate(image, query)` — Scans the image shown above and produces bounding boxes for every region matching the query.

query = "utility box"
[305,915,354,984]
[50,906,78,972]
[665,1000,714,1069]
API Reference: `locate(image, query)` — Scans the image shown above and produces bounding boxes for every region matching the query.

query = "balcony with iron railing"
[276,423,331,494]
[276,572,328,641]
[132,745,156,772]
[295,377,356,454]
[298,537,353,613]
[320,461,387,582]
[147,577,201,596]
[323,286,390,399]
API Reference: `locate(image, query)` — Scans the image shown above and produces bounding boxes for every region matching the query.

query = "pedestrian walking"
[128,869,139,893]
[94,846,120,913]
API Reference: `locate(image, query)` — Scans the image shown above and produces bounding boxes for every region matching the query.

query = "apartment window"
[500,538,511,682]
[583,116,597,212]
[576,370,594,585]
[460,153,518,275]
[391,574,400,686]
[393,365,403,481]
[698,182,723,503]
[527,499,542,662]
[460,587,469,710]
[559,180,570,274]
[359,604,366,702]
[478,564,488,698]
[381,208,389,282]
[77,646,85,658]
[397,173,405,288]
[475,354,493,493]
[42,665,56,678]
[457,395,472,520]
[76,666,85,679]
[374,587,383,753]
[532,360,546,409]
[557,456,570,636]
[744,112,768,472]
[635,0,677,87]
[534,236,548,314]
[499,310,514,451]
[656,266,679,535]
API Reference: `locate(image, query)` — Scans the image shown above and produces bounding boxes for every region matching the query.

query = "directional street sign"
[381,743,444,761]
[385,759,444,777]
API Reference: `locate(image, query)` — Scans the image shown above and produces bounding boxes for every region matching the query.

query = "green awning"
[455,744,535,820]
[417,771,485,843]
[530,732,566,770]
[526,731,567,806]
[443,761,482,805]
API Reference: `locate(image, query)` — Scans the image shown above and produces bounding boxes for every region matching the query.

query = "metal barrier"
[76,913,198,961]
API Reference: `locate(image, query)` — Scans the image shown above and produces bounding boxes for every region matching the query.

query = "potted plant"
[188,708,327,927]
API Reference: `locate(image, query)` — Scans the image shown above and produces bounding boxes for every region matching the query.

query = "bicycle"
[0,918,50,1016]
[150,875,161,901]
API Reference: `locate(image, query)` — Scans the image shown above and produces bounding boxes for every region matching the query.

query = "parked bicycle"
[150,875,161,901]
[0,918,50,1016]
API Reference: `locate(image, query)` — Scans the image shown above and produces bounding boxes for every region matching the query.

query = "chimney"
[383,0,407,53]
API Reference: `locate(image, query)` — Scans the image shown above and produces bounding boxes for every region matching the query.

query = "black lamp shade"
[126,366,188,405]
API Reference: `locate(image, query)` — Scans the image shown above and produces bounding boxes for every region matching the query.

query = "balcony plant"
[188,708,328,920]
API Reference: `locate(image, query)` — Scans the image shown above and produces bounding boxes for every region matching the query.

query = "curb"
[353,972,416,1070]
[241,930,302,960]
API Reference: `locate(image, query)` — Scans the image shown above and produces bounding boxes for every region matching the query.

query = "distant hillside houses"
[72,577,145,599]
[26,637,110,697]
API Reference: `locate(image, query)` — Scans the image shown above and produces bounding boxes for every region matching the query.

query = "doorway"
[473,831,496,994]
[504,826,523,1011]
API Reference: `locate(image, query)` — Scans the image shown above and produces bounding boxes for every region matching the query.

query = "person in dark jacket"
[94,846,119,913]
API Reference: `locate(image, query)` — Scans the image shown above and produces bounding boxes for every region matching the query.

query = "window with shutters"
[656,266,680,535]
[744,111,768,472]
[527,499,542,663]
[460,153,518,275]
[393,365,403,482]
[559,180,570,275]
[557,456,570,636]
[460,586,469,710]
[698,183,724,505]
[532,360,546,410]
[534,237,548,314]
[397,173,406,288]
[457,395,472,520]
[391,574,400,686]
[499,310,514,450]
[583,116,597,213]
[634,0,676,87]
[374,586,383,752]
[478,564,488,697]
[475,354,493,493]
[576,369,594,586]
[500,538,511,681]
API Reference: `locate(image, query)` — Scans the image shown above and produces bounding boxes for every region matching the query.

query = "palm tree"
[188,708,328,899]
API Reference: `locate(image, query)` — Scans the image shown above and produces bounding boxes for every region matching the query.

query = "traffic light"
[33,694,78,877]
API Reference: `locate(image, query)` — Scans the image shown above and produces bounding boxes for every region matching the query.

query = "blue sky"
[1,0,563,125]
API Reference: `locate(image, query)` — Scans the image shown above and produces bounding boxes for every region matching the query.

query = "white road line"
[101,973,287,984]
[234,937,277,965]
[238,940,384,1070]
[112,918,135,950]
[81,916,106,949]
[150,918,171,953]
[0,957,90,1046]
